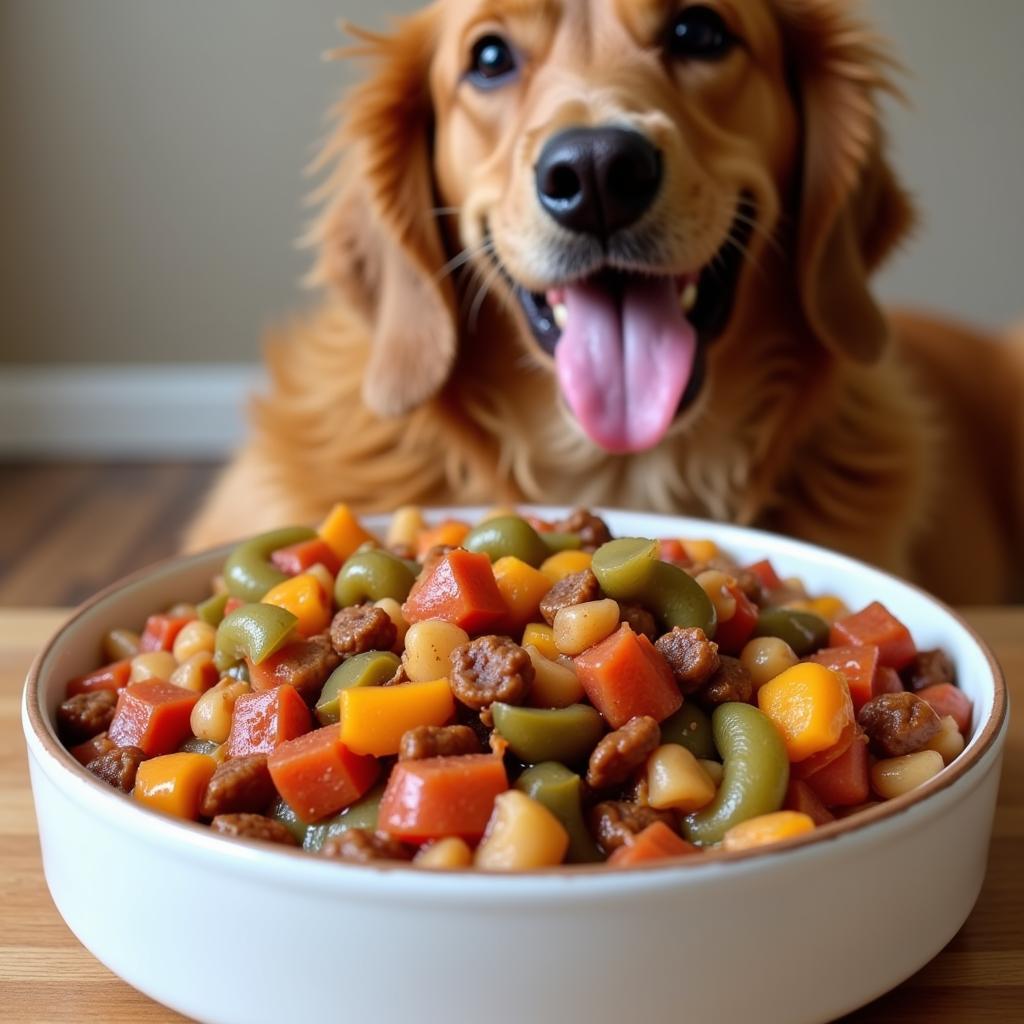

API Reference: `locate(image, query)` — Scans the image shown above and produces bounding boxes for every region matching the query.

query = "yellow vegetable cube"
[339,678,455,756]
[522,623,559,661]
[492,556,553,630]
[723,811,815,851]
[318,503,375,561]
[133,753,217,820]
[757,662,854,763]
[539,550,592,584]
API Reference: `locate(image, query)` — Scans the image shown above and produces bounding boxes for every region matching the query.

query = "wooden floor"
[0,462,222,607]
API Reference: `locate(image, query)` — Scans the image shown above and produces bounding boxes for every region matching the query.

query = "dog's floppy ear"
[779,0,915,363]
[310,11,456,417]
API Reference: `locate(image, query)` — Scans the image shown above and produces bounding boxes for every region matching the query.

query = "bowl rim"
[23,507,1009,884]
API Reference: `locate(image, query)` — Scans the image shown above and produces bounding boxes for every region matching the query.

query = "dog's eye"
[468,34,518,86]
[667,5,735,60]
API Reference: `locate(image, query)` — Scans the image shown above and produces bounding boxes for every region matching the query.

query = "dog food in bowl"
[57,505,972,870]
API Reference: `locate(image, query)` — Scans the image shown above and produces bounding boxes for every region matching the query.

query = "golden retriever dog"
[186,0,1023,605]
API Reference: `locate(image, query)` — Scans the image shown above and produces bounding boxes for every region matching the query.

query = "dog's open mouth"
[512,201,752,453]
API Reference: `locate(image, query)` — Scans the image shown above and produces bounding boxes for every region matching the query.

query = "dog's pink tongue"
[555,276,696,453]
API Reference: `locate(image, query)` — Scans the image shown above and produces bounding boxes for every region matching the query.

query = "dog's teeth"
[553,303,568,330]
[681,281,698,314]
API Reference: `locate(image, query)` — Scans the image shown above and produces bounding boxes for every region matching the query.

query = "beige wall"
[1,0,1021,366]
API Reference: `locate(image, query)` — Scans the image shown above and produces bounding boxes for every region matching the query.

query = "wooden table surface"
[2,608,1021,1023]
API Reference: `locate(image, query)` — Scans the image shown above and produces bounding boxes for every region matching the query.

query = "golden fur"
[187,0,1023,604]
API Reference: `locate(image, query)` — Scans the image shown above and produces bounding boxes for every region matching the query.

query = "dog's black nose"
[534,127,662,238]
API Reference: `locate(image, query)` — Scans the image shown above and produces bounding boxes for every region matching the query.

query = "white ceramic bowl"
[23,509,1007,1024]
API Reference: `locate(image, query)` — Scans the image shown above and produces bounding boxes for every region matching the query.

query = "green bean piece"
[648,560,717,636]
[660,702,716,760]
[270,797,311,845]
[590,537,660,598]
[541,531,583,554]
[223,526,317,603]
[303,782,386,850]
[213,603,298,672]
[491,702,605,765]
[196,592,230,627]
[682,702,789,846]
[334,549,417,608]
[315,651,401,725]
[753,608,830,657]
[178,737,219,756]
[516,762,602,863]
[462,515,550,567]
[592,538,716,637]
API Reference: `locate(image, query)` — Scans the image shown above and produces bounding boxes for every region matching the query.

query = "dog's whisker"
[436,237,494,284]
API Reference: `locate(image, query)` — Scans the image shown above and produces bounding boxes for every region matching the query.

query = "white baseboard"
[0,364,264,458]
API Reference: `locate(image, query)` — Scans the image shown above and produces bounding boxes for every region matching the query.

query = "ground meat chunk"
[654,627,720,694]
[449,635,534,710]
[553,508,612,552]
[210,813,298,846]
[86,745,147,793]
[57,689,118,744]
[695,655,753,706]
[617,603,658,641]
[319,828,414,863]
[200,754,276,817]
[398,724,481,761]
[904,649,956,692]
[586,716,660,790]
[329,605,397,659]
[258,634,340,702]
[588,801,675,853]
[539,569,601,626]
[858,691,942,757]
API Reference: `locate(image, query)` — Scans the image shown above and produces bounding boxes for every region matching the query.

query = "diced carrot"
[658,539,690,566]
[267,726,379,822]
[712,583,759,655]
[339,678,455,756]
[917,683,972,736]
[492,556,553,631]
[66,659,132,697]
[414,520,471,559]
[829,601,916,670]
[225,684,312,757]
[318,503,376,562]
[804,732,870,807]
[261,573,332,637]
[808,645,881,711]
[271,537,342,576]
[139,614,196,653]
[108,681,201,756]
[783,780,835,826]
[757,662,854,763]
[247,636,337,702]
[744,559,782,593]
[402,549,508,634]
[574,623,682,728]
[224,597,245,615]
[607,822,698,866]
[379,754,509,843]
[69,732,115,766]
[133,753,216,820]
[790,721,856,780]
